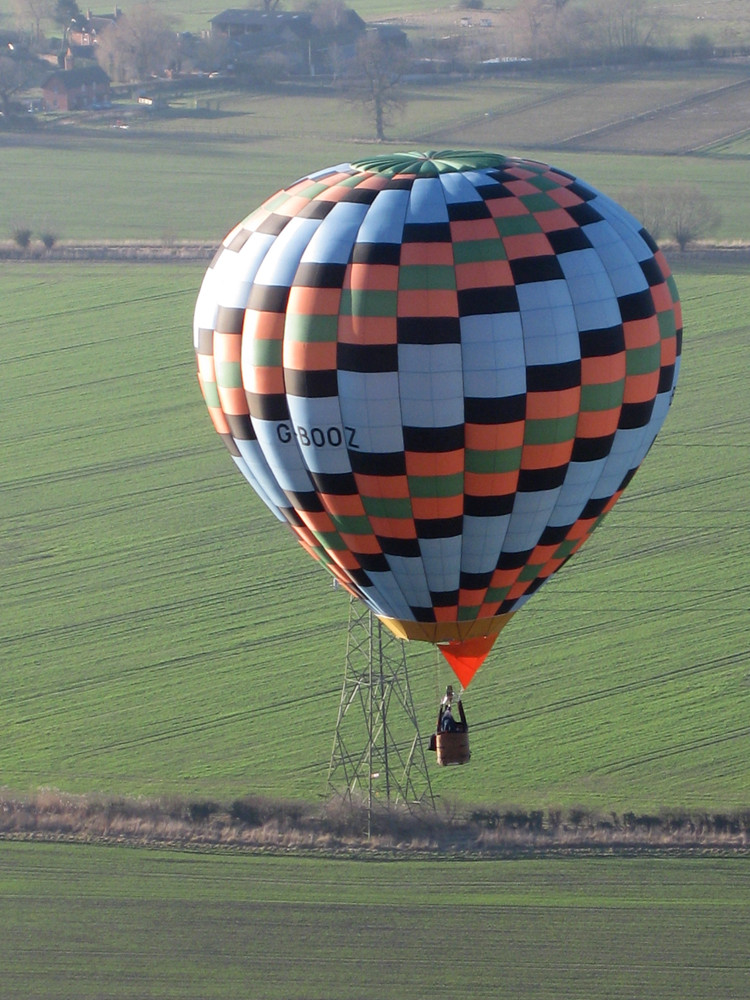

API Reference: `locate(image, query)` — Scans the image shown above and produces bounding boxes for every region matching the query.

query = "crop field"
[438,73,750,155]
[1,841,749,1000]
[2,256,749,810]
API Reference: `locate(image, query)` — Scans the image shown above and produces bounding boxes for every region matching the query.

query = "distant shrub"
[688,33,714,61]
[469,809,502,829]
[12,225,32,249]
[186,799,220,823]
[229,797,263,826]
[567,807,589,827]
[319,796,370,838]
[40,231,58,250]
[229,795,304,828]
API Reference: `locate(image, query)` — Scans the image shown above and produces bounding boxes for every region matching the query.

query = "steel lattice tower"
[328,597,435,818]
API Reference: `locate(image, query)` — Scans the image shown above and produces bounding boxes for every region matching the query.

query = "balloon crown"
[351,149,517,176]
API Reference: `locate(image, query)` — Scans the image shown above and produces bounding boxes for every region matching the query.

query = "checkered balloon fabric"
[194,150,681,674]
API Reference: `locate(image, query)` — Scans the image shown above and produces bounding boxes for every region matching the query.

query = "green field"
[2,257,748,810]
[3,136,750,244]
[4,64,750,244]
[1,841,748,1000]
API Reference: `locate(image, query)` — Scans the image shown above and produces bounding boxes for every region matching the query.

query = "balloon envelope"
[194,150,681,686]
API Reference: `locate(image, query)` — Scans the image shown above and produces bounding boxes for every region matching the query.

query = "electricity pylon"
[328,597,435,823]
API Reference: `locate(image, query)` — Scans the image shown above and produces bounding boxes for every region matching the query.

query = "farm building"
[210,7,369,75]
[42,64,111,111]
[210,8,364,44]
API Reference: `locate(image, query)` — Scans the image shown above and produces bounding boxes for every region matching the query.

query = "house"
[60,9,121,71]
[66,9,122,49]
[210,7,367,75]
[42,64,111,111]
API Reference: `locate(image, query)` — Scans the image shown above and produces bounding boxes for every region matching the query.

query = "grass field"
[2,256,748,810]
[1,841,749,1000]
[2,0,749,811]
[4,63,750,245]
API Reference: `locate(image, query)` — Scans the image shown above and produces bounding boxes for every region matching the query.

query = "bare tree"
[0,56,22,116]
[618,181,669,240]
[309,0,348,33]
[589,0,663,54]
[524,1,545,59]
[688,32,714,61]
[520,0,592,62]
[95,4,178,83]
[619,181,721,251]
[12,0,54,44]
[0,53,37,115]
[53,0,80,30]
[665,182,721,250]
[190,30,232,75]
[344,31,408,142]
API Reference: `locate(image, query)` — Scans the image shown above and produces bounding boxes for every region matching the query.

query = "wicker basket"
[435,730,471,766]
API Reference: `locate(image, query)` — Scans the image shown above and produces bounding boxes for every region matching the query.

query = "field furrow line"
[0,287,194,334]
[475,649,750,734]
[596,723,750,774]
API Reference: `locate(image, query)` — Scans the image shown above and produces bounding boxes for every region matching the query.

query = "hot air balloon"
[193,149,681,694]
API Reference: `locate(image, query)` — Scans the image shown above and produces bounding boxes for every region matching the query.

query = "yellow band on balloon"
[376,612,516,644]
